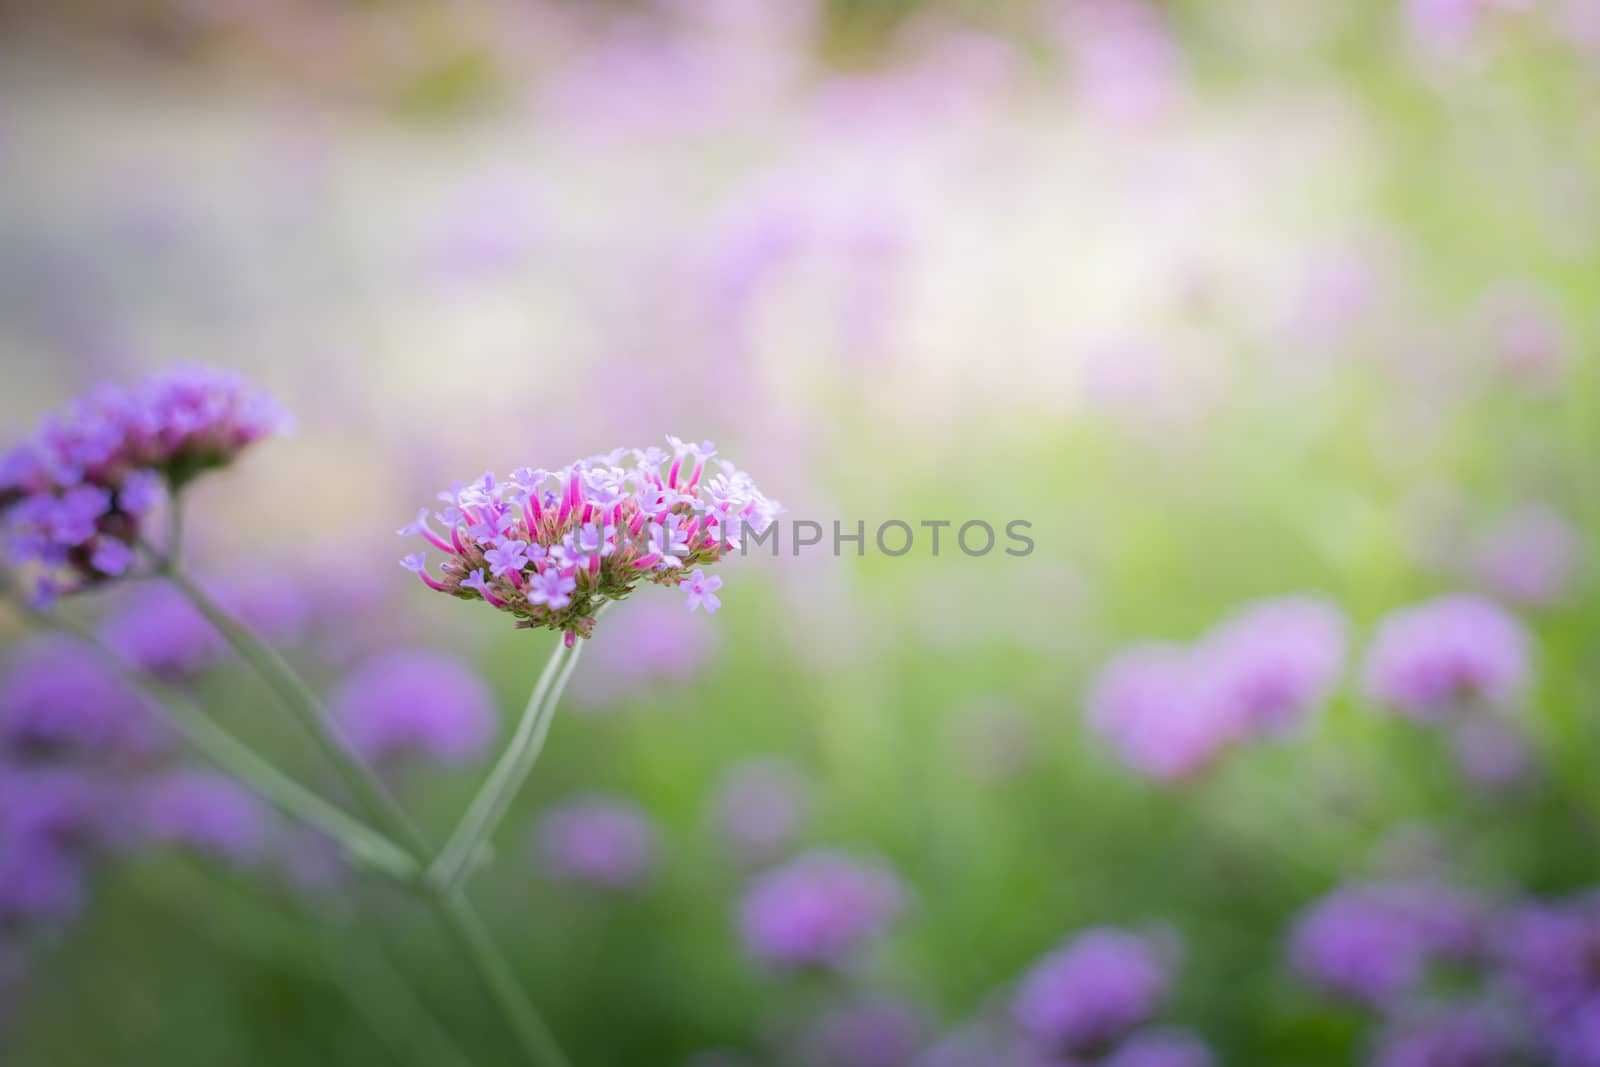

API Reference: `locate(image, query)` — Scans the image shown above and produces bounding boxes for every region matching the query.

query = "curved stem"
[432,892,573,1067]
[161,561,434,862]
[22,609,416,879]
[432,632,586,890]
[156,561,575,1067]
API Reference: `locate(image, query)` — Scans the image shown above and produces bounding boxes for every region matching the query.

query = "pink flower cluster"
[398,437,780,640]
[0,366,287,601]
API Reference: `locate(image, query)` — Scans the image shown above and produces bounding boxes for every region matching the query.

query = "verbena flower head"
[1102,1029,1216,1067]
[1290,882,1487,1007]
[139,769,272,865]
[0,768,122,928]
[1011,928,1172,1056]
[330,650,497,767]
[1470,503,1585,607]
[398,437,779,641]
[713,757,811,864]
[534,794,658,890]
[1194,595,1347,738]
[1,636,163,760]
[0,366,287,602]
[803,997,931,1067]
[1361,595,1533,721]
[738,850,904,970]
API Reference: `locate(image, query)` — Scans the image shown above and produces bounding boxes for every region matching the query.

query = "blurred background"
[1,0,1599,1064]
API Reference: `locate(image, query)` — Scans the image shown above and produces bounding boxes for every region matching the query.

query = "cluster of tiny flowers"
[399,436,780,640]
[0,367,287,602]
[1087,595,1347,782]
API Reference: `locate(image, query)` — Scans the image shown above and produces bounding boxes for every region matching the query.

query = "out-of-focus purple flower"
[1371,1003,1517,1067]
[1362,596,1532,721]
[534,795,657,891]
[1406,0,1531,57]
[803,997,932,1067]
[713,757,810,864]
[0,767,121,928]
[0,636,162,759]
[330,650,496,766]
[1086,644,1232,783]
[0,839,87,928]
[572,596,720,707]
[1475,280,1571,391]
[1291,882,1486,1007]
[139,769,271,864]
[1011,928,1171,1055]
[1102,1029,1216,1067]
[1497,895,1600,1032]
[1471,504,1585,607]
[98,575,308,678]
[1195,596,1348,738]
[738,851,904,970]
[0,366,287,598]
[1051,0,1185,122]
[1449,716,1535,790]
[398,438,779,640]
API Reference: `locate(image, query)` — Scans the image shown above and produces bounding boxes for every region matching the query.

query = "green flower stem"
[159,561,434,862]
[158,561,575,1067]
[431,635,584,889]
[430,890,573,1067]
[23,610,416,879]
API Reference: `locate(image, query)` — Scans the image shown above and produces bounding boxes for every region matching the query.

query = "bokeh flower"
[738,851,904,970]
[0,635,161,760]
[1290,881,1487,1007]
[803,997,932,1067]
[1370,1003,1517,1067]
[0,366,286,600]
[97,576,308,678]
[330,650,497,766]
[1086,644,1231,783]
[1362,595,1532,721]
[534,794,658,891]
[1195,595,1347,738]
[139,769,272,864]
[1011,928,1171,1055]
[398,438,779,640]
[1102,1028,1216,1067]
[571,596,720,707]
[1470,503,1585,607]
[712,757,810,864]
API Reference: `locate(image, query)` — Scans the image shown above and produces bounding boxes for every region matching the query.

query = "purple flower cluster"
[1361,595,1531,721]
[738,850,904,970]
[0,767,123,928]
[1010,928,1172,1056]
[1087,596,1347,782]
[330,650,496,767]
[1497,893,1600,1063]
[1290,881,1488,1007]
[0,366,286,601]
[534,795,658,891]
[1370,1003,1516,1067]
[399,437,779,640]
